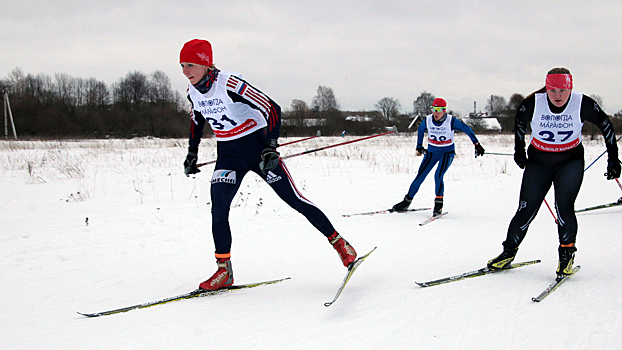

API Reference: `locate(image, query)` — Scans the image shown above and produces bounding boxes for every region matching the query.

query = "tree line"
[1,68,189,139]
[2,68,621,139]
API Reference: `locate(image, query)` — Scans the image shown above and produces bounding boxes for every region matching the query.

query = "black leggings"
[210,131,337,255]
[504,158,584,249]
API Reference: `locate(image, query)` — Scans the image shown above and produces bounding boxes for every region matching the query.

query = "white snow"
[1,134,621,349]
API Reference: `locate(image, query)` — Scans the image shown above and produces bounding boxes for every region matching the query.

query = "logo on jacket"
[266,171,282,184]
[211,170,236,184]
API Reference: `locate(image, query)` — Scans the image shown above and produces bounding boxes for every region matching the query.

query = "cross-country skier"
[488,67,621,278]
[179,39,357,290]
[391,98,485,216]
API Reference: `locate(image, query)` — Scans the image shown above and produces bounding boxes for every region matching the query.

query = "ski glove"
[474,142,485,158]
[259,139,280,174]
[606,159,621,180]
[416,146,427,155]
[184,152,200,176]
[514,150,527,169]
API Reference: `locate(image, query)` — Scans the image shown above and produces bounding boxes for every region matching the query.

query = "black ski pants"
[504,158,584,249]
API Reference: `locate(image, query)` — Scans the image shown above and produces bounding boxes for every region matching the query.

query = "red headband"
[546,73,573,90]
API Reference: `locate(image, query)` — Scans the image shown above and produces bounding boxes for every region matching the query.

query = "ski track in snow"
[1,134,620,349]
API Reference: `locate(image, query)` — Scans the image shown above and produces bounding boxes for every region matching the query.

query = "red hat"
[180,39,213,66]
[432,98,447,107]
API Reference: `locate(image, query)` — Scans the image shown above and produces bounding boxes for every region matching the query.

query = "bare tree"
[311,86,342,135]
[112,71,149,108]
[375,97,401,123]
[311,85,339,112]
[413,92,435,118]
[485,95,507,117]
[149,70,174,107]
[289,99,309,131]
[85,78,110,110]
[507,93,524,112]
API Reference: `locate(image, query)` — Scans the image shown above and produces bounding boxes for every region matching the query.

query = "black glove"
[416,146,427,155]
[184,152,200,176]
[605,159,621,180]
[514,150,527,169]
[474,142,485,158]
[259,139,280,174]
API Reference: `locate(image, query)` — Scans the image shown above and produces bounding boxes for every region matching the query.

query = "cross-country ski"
[419,211,449,226]
[415,260,541,287]
[575,198,622,213]
[325,247,376,307]
[78,278,290,317]
[342,208,431,217]
[532,266,581,302]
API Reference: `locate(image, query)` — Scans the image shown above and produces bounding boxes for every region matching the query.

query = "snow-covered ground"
[1,134,620,349]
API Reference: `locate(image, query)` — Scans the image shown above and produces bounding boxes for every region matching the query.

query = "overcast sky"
[2,0,622,116]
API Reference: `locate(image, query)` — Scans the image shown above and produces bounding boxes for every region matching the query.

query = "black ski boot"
[557,245,577,278]
[391,196,412,212]
[433,197,443,217]
[487,245,518,270]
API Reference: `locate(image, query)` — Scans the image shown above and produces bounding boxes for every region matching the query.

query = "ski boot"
[487,245,518,270]
[556,244,577,278]
[391,195,412,212]
[199,257,234,290]
[433,197,443,217]
[328,232,357,267]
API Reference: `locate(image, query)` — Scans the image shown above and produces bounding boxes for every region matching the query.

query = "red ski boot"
[328,232,357,267]
[199,258,234,290]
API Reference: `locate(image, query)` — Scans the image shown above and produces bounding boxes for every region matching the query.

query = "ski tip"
[415,282,428,288]
[324,302,333,307]
[531,297,541,302]
[77,312,100,317]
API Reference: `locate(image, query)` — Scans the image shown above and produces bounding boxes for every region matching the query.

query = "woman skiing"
[391,98,485,216]
[487,67,621,278]
[179,39,357,290]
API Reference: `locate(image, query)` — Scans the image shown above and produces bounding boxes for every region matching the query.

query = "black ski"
[419,211,448,226]
[342,208,431,217]
[575,198,622,213]
[325,247,376,307]
[532,266,581,302]
[415,260,541,287]
[78,277,290,317]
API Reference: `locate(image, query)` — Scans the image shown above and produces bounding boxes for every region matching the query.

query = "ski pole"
[584,135,622,172]
[486,152,513,156]
[279,135,318,147]
[616,178,622,192]
[543,198,558,224]
[197,135,320,168]
[282,131,396,160]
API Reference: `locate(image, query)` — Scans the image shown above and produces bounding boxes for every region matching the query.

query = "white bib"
[187,71,267,141]
[530,92,583,152]
[426,114,454,147]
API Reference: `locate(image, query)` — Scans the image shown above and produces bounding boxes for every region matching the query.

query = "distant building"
[281,118,326,126]
[462,112,502,131]
[345,115,374,122]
